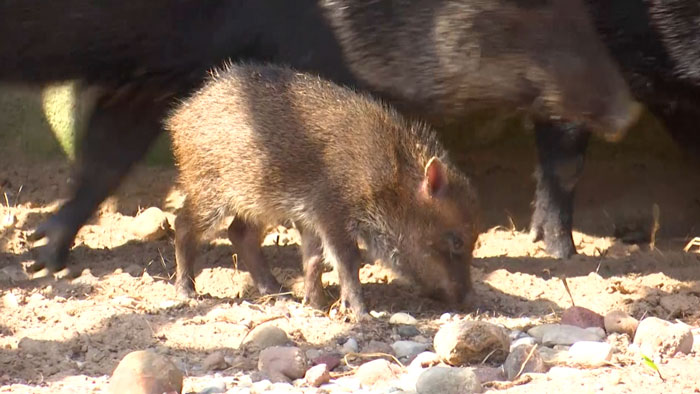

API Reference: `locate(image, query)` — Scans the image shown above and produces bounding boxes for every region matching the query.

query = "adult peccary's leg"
[28,88,167,273]
[530,121,591,259]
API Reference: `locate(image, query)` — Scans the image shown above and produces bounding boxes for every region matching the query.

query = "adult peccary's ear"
[422,156,448,198]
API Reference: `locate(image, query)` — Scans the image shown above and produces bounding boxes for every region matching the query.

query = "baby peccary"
[167,63,479,319]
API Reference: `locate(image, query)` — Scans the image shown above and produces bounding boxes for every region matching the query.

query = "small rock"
[568,341,612,367]
[585,327,606,338]
[472,366,504,383]
[408,352,441,370]
[537,347,571,366]
[533,324,604,346]
[440,313,452,322]
[397,325,421,338]
[415,366,482,394]
[244,325,290,350]
[341,338,359,354]
[633,317,693,359]
[312,353,342,371]
[355,359,402,389]
[363,340,394,355]
[510,336,537,352]
[434,321,510,365]
[392,341,429,360]
[561,306,605,330]
[130,207,171,241]
[508,330,523,341]
[412,335,430,344]
[108,350,183,394]
[258,346,308,383]
[305,349,322,361]
[527,324,555,343]
[2,292,20,309]
[503,345,547,380]
[390,312,418,326]
[202,351,228,371]
[305,364,331,387]
[604,310,639,337]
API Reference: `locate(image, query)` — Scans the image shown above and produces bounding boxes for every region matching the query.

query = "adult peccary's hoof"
[27,216,75,274]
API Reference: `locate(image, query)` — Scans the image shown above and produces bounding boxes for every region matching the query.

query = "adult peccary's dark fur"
[168,63,479,318]
[0,0,639,274]
[530,0,700,257]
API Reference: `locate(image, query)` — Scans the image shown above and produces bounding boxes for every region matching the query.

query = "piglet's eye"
[445,232,464,253]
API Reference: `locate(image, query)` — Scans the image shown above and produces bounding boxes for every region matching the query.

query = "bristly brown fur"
[167,62,479,311]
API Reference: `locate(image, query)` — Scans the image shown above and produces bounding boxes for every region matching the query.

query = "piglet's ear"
[423,156,448,198]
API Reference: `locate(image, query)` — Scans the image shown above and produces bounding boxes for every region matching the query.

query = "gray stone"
[434,321,510,365]
[510,336,537,352]
[503,344,546,380]
[397,325,421,338]
[305,348,322,361]
[527,324,557,343]
[363,340,394,355]
[244,325,290,350]
[471,366,505,384]
[604,310,639,337]
[342,338,359,354]
[257,346,308,383]
[534,324,604,346]
[537,347,571,366]
[633,317,693,359]
[390,312,418,325]
[202,351,228,371]
[568,341,612,367]
[392,341,429,360]
[415,367,482,394]
[508,330,524,341]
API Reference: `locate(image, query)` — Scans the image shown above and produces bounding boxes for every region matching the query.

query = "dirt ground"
[1,124,700,393]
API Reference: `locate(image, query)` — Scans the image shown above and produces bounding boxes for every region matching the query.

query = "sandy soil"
[1,128,699,393]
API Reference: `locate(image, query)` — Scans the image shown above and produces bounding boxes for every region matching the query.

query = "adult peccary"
[167,63,479,318]
[0,0,639,275]
[529,0,700,258]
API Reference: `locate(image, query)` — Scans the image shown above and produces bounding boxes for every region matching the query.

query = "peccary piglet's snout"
[166,63,479,319]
